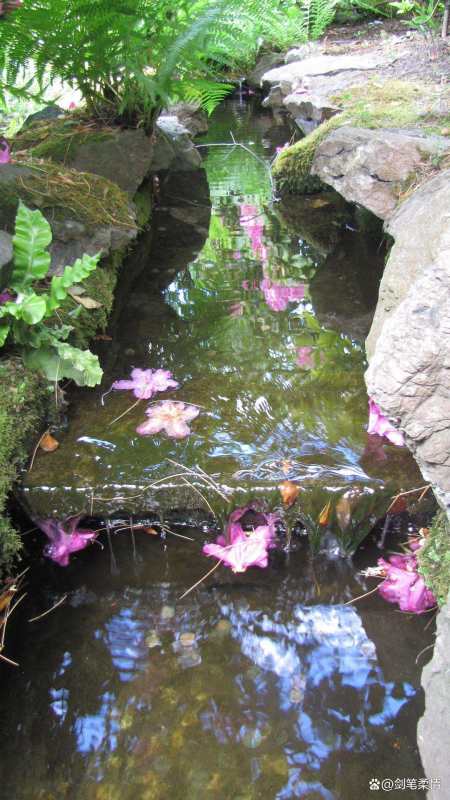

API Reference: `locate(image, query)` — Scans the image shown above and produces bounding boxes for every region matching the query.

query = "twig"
[179,475,217,518]
[28,429,50,471]
[415,643,435,665]
[343,584,382,605]
[29,594,68,623]
[386,484,432,513]
[0,653,19,667]
[109,398,141,426]
[179,560,222,600]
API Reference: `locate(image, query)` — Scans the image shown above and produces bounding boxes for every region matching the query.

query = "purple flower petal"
[137,400,199,439]
[37,515,97,567]
[368,398,405,446]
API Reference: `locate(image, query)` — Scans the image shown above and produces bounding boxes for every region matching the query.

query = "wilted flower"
[112,367,178,400]
[377,538,436,613]
[0,137,11,164]
[203,506,278,572]
[367,398,405,446]
[38,515,97,567]
[279,480,300,508]
[136,400,199,439]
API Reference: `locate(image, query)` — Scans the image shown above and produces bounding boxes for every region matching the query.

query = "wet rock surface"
[311,127,450,220]
[150,116,202,173]
[417,592,450,800]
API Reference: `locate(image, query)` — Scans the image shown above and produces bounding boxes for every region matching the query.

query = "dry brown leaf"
[318,499,332,527]
[70,294,103,309]
[39,432,60,453]
[281,459,293,476]
[279,480,300,508]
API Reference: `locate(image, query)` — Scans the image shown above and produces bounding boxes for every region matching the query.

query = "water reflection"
[0,537,429,800]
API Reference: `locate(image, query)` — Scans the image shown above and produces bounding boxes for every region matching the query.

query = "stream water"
[1,98,433,799]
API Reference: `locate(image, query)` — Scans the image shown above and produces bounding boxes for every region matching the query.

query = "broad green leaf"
[17,293,47,325]
[12,203,52,288]
[0,322,10,346]
[24,343,103,387]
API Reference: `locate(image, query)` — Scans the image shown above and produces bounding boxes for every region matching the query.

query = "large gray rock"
[262,53,391,95]
[365,222,450,512]
[0,231,13,271]
[367,169,450,357]
[150,116,202,173]
[247,52,284,88]
[0,163,137,275]
[165,103,209,137]
[283,70,371,134]
[69,128,154,196]
[417,593,450,799]
[311,127,450,220]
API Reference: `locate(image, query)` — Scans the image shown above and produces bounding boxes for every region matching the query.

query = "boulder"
[417,593,450,800]
[283,70,370,134]
[367,169,450,356]
[284,46,310,64]
[247,52,284,88]
[0,231,13,273]
[365,177,450,511]
[68,128,154,197]
[262,85,285,110]
[261,53,391,95]
[0,163,137,275]
[164,103,209,137]
[150,116,202,173]
[311,127,450,220]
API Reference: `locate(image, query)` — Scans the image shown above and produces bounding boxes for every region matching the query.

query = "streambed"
[1,98,433,799]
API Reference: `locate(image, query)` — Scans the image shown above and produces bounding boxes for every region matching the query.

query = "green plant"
[0,202,103,386]
[418,511,450,606]
[389,0,444,32]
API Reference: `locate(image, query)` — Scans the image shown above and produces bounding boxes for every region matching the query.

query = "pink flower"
[260,278,305,312]
[232,251,242,260]
[112,368,178,400]
[377,539,436,613]
[136,400,199,439]
[296,346,314,369]
[0,138,11,164]
[203,507,278,573]
[367,398,405,446]
[275,143,289,155]
[239,204,267,262]
[38,515,97,567]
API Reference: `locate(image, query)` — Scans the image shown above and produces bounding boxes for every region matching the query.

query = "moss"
[418,511,450,607]
[13,115,115,164]
[273,80,450,195]
[0,359,49,577]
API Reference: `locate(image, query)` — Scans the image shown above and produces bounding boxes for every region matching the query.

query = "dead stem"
[168,459,229,502]
[343,584,382,605]
[415,642,435,664]
[179,560,223,600]
[28,429,50,471]
[29,594,68,623]
[109,398,141,426]
[179,475,217,518]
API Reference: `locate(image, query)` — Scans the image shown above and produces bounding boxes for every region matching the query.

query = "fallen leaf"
[318,499,332,526]
[336,494,352,532]
[39,432,59,452]
[143,527,159,536]
[70,294,103,309]
[279,480,300,508]
[281,459,293,476]
[67,285,86,297]
[94,334,113,341]
[309,197,331,208]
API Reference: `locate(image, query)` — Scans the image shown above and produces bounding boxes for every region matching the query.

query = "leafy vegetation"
[0,203,103,386]
[418,511,450,606]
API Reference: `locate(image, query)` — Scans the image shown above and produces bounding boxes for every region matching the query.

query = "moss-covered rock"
[272,80,450,196]
[419,511,450,608]
[0,359,49,577]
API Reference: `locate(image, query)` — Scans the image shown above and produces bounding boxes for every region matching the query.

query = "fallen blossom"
[38,515,97,566]
[296,346,314,369]
[0,138,11,164]
[112,367,178,400]
[136,400,199,439]
[260,278,305,312]
[279,480,300,508]
[367,398,405,446]
[203,506,278,573]
[376,538,435,613]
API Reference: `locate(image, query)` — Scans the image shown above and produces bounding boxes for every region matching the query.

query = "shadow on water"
[1,98,434,799]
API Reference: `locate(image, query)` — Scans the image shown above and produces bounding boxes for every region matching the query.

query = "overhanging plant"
[0,202,103,386]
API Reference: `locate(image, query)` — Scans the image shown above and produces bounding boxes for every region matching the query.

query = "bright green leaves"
[48,253,101,313]
[1,203,103,387]
[12,202,52,288]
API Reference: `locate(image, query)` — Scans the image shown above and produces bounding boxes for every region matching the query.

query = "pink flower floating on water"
[203,506,278,573]
[112,367,179,400]
[367,398,405,447]
[38,515,97,567]
[0,137,11,164]
[296,346,314,369]
[377,539,436,614]
[137,400,199,439]
[260,278,305,312]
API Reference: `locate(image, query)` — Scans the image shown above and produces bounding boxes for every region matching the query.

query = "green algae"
[419,510,450,607]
